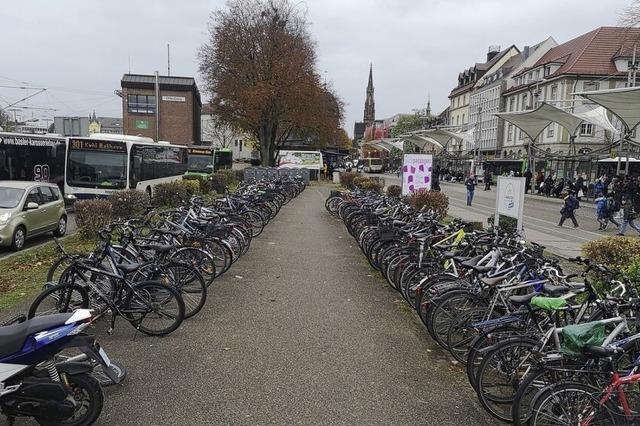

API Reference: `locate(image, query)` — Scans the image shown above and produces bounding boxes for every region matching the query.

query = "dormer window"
[543,66,551,77]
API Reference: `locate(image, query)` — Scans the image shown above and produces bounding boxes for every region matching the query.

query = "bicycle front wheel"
[123,281,185,336]
[28,283,89,318]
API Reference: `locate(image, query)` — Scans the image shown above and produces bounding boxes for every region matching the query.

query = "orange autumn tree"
[199,0,344,166]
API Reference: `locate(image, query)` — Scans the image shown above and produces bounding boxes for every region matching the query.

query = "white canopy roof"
[572,106,619,134]
[573,86,640,132]
[362,138,404,152]
[495,102,586,141]
[598,156,640,163]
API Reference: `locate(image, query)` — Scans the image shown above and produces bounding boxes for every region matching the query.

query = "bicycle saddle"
[543,284,574,297]
[508,293,538,307]
[481,275,509,286]
[116,262,142,274]
[139,244,173,254]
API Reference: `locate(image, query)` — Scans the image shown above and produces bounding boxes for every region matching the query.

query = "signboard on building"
[276,150,323,170]
[494,176,525,232]
[135,120,149,129]
[162,95,186,102]
[401,154,433,195]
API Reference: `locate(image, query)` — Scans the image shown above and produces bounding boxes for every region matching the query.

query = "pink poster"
[402,154,433,195]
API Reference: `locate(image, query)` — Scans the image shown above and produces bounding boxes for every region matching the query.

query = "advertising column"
[401,154,433,195]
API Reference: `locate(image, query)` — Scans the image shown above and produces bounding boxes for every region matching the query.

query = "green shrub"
[353,176,383,194]
[386,185,402,198]
[582,237,640,269]
[217,169,236,185]
[153,181,189,207]
[234,168,245,182]
[210,173,229,193]
[340,172,357,189]
[74,199,112,239]
[407,189,449,218]
[487,215,517,234]
[108,190,149,220]
[625,257,640,287]
[368,176,385,188]
[182,179,200,197]
[184,174,213,194]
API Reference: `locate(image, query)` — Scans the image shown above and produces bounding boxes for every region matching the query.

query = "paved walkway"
[95,185,493,425]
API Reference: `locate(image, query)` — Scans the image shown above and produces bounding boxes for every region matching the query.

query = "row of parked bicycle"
[0,178,305,425]
[326,189,640,425]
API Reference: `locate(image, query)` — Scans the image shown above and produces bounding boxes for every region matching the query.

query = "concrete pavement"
[367,173,614,258]
[91,185,494,425]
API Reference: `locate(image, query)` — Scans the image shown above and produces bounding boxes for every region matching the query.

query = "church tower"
[363,64,375,125]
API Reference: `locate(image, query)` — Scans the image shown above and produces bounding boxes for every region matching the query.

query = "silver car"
[0,181,67,251]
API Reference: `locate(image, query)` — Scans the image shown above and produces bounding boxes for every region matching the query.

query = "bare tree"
[620,0,640,27]
[0,109,11,131]
[203,115,238,149]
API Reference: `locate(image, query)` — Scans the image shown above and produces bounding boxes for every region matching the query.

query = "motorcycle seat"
[0,313,73,359]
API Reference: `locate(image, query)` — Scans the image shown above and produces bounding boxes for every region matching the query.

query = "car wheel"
[11,226,26,251]
[54,215,67,237]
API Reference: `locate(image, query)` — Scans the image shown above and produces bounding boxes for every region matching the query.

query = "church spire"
[364,63,375,124]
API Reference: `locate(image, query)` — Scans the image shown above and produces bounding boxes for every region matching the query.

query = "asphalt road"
[366,172,617,258]
[63,184,494,425]
[0,212,77,260]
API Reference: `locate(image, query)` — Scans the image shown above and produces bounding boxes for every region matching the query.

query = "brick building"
[120,74,201,145]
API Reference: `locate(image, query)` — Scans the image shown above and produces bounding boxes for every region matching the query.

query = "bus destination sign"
[70,139,126,152]
[188,147,212,156]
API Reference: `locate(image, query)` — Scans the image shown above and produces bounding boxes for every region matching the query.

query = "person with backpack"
[603,195,622,230]
[617,197,640,236]
[558,192,579,228]
[595,193,608,230]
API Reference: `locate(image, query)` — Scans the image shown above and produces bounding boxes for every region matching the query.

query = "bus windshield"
[188,154,213,172]
[370,158,383,165]
[67,149,127,189]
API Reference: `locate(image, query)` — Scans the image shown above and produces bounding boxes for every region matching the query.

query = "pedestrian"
[605,194,622,230]
[558,192,579,228]
[617,197,640,236]
[524,168,533,194]
[432,167,441,191]
[595,193,608,230]
[465,173,476,206]
[484,169,492,191]
[544,174,554,197]
[535,170,544,194]
[575,174,585,201]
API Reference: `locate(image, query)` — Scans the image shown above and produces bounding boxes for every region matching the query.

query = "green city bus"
[186,147,233,177]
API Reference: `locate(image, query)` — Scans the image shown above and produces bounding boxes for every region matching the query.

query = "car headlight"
[0,212,11,225]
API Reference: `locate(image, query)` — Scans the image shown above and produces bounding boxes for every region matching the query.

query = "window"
[25,188,41,206]
[522,94,528,110]
[544,66,551,77]
[234,140,238,147]
[519,129,524,140]
[239,140,243,152]
[535,70,540,80]
[509,97,515,112]
[130,145,188,185]
[583,81,600,92]
[127,94,156,114]
[462,113,465,124]
[580,123,594,136]
[547,125,554,138]
[550,85,558,101]
[39,186,57,203]
[456,116,460,126]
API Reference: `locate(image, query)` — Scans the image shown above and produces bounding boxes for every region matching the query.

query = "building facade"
[121,74,201,145]
[501,27,640,178]
[54,114,122,137]
[201,105,253,160]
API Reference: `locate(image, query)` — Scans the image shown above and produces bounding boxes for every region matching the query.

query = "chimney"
[487,45,501,62]
[523,45,530,60]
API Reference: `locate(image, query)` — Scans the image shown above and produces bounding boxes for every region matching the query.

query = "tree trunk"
[258,123,279,167]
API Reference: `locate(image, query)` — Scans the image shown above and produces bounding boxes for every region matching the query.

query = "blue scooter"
[0,309,117,425]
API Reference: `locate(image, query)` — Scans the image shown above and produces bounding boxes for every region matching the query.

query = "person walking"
[575,174,585,201]
[617,197,640,236]
[558,192,579,228]
[535,171,544,194]
[544,174,554,197]
[595,193,608,230]
[524,168,533,194]
[465,173,476,206]
[484,169,492,191]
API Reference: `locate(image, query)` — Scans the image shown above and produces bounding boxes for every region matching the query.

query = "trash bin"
[333,171,340,184]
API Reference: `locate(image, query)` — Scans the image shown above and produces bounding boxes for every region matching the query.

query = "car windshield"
[67,149,127,188]
[188,154,213,172]
[0,187,25,208]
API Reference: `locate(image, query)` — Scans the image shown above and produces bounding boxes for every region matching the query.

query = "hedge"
[582,237,640,269]
[152,181,190,208]
[108,189,150,220]
[407,189,449,218]
[339,172,357,189]
[386,185,402,198]
[74,199,113,239]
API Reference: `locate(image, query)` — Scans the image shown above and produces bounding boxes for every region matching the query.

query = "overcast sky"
[0,0,633,135]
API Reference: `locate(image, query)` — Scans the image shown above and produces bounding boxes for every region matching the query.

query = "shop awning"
[573,86,640,132]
